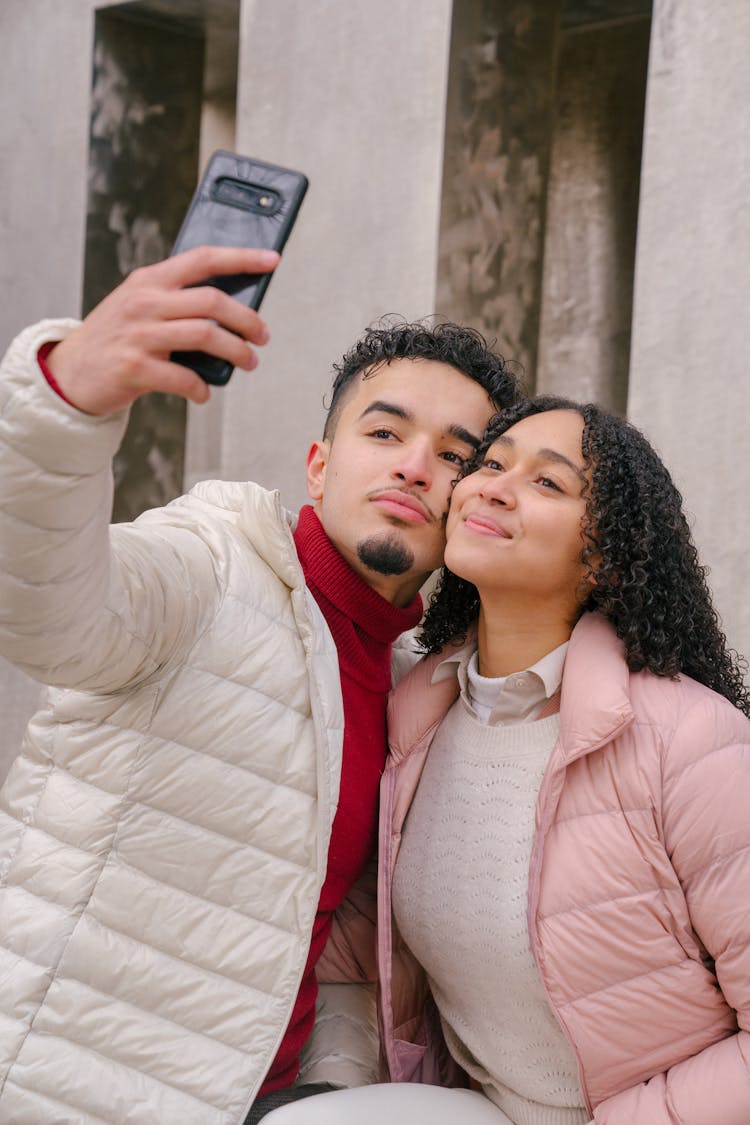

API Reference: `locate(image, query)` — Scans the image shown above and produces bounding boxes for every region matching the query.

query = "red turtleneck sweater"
[258,505,422,1094]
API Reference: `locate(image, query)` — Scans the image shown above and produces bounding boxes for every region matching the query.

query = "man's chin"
[356,533,415,577]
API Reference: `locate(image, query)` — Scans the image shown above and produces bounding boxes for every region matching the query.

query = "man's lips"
[462,512,512,538]
[370,490,431,524]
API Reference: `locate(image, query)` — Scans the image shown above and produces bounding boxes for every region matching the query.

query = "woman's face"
[445,409,592,620]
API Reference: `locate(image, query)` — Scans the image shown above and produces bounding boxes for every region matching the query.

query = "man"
[0,247,519,1124]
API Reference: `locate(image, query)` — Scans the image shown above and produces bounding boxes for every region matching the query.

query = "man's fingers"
[153,286,271,346]
[148,245,280,289]
[149,319,260,371]
[145,358,215,404]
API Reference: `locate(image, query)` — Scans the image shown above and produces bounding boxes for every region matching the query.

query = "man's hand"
[45,246,280,416]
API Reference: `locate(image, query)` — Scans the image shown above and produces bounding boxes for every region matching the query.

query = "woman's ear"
[306,440,330,502]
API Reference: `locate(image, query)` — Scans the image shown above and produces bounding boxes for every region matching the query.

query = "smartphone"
[170,150,309,385]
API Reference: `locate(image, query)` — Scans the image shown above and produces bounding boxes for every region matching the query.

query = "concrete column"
[84,8,205,522]
[628,0,750,662]
[187,0,455,510]
[0,0,192,775]
[0,0,97,343]
[435,0,561,389]
[0,0,103,778]
[537,17,650,412]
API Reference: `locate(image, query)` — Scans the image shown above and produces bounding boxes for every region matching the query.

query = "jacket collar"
[238,483,304,590]
[387,613,634,766]
[557,612,635,763]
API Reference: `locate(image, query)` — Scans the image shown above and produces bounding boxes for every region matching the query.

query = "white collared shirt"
[432,641,568,725]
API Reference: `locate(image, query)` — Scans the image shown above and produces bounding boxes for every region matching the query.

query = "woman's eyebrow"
[538,448,587,481]
[490,434,586,480]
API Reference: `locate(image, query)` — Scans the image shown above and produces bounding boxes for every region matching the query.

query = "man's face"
[306,358,496,605]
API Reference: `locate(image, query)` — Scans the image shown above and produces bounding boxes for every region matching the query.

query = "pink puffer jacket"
[377,612,750,1124]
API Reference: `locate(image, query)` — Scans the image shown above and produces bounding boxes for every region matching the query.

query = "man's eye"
[369,428,395,440]
[483,459,504,472]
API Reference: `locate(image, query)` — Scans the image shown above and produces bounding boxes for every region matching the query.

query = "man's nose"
[393,440,433,489]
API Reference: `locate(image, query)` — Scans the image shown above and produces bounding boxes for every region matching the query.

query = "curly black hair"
[419,395,750,717]
[323,317,522,439]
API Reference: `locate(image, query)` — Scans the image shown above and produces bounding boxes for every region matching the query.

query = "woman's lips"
[462,513,512,537]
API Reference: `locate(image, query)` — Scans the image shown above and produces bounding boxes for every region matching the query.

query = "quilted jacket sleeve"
[0,321,219,693]
[594,688,750,1124]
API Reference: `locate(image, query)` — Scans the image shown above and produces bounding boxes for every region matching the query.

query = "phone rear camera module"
[212,177,282,216]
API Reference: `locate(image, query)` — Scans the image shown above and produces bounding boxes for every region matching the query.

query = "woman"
[264,397,750,1124]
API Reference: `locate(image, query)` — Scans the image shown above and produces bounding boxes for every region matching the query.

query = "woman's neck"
[476,600,574,679]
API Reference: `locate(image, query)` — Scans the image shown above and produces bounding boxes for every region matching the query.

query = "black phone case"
[170,150,308,384]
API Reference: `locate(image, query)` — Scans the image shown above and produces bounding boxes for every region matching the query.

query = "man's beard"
[357,533,415,576]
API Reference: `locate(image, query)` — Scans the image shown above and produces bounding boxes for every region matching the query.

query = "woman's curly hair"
[419,395,750,717]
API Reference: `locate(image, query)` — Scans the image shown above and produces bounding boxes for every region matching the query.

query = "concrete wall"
[628,0,750,661]
[0,0,456,774]
[0,1,98,341]
[2,0,747,778]
[0,0,216,775]
[0,0,105,778]
[185,0,455,510]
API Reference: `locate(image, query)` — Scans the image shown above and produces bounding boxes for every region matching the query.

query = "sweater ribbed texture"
[393,698,589,1125]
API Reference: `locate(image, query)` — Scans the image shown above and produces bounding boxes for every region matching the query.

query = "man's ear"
[306,439,330,501]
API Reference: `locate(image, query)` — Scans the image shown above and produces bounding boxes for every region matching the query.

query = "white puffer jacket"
[0,322,378,1124]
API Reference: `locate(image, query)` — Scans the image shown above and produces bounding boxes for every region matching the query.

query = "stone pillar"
[536,17,650,412]
[0,0,102,779]
[0,0,204,775]
[84,7,205,522]
[628,0,750,662]
[435,0,561,389]
[184,0,455,510]
[0,0,97,344]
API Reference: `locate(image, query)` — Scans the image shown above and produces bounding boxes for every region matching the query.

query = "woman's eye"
[442,450,467,466]
[538,476,562,492]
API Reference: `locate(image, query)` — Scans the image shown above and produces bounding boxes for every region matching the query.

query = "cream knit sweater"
[392,652,591,1125]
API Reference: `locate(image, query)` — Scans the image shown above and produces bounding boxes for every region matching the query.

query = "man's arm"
[0,248,277,691]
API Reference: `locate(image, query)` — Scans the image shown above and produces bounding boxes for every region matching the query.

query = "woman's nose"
[478,473,516,507]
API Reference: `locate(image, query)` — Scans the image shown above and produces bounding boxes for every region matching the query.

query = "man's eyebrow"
[359,402,481,448]
[450,424,481,449]
[493,434,586,480]
[359,400,411,423]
